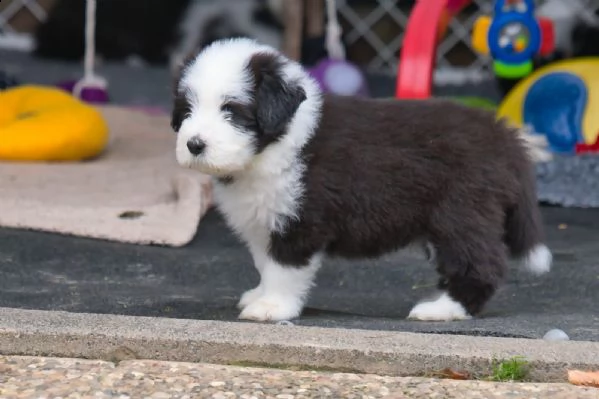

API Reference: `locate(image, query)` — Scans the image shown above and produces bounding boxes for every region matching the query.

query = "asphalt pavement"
[0,206,597,341]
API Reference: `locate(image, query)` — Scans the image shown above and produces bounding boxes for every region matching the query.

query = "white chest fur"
[213,159,305,242]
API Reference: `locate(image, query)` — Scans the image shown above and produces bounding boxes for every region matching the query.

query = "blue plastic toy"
[472,0,555,79]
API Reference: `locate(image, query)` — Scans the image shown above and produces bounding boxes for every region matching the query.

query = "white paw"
[238,295,303,322]
[237,285,264,310]
[407,292,472,321]
[524,244,552,275]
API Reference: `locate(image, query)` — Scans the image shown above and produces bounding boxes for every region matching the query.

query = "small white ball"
[543,329,570,341]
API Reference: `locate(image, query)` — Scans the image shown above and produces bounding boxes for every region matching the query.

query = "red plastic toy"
[576,135,599,154]
[397,0,558,99]
[396,0,471,99]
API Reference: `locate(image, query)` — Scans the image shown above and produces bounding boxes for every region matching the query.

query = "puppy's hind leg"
[408,215,508,321]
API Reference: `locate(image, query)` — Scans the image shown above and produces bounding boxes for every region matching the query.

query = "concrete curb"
[1,307,598,382]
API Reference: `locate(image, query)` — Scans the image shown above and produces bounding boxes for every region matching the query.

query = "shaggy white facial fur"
[176,40,266,176]
[177,38,322,321]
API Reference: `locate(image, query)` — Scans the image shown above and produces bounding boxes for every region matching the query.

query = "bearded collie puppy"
[171,38,552,322]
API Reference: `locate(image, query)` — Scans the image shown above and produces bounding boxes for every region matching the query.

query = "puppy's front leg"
[237,242,269,310]
[238,253,322,322]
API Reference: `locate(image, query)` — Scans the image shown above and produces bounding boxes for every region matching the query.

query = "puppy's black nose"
[187,137,206,155]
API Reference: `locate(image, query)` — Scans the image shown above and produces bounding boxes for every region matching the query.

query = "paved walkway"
[1,206,598,341]
[1,356,597,399]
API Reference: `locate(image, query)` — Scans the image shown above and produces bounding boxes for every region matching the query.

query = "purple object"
[308,58,369,97]
[56,80,110,104]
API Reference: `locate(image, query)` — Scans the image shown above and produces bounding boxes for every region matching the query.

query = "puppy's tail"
[504,167,552,275]
[517,125,553,163]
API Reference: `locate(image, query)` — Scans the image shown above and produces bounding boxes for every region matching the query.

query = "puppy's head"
[171,38,312,176]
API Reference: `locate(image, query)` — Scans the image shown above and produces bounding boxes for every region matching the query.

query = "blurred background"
[2,0,598,106]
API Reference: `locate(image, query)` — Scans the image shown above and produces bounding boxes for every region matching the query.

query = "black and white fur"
[171,38,552,322]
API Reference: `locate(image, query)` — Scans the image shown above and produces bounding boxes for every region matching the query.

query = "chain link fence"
[0,0,56,50]
[338,0,495,74]
[2,0,599,75]
[338,0,599,76]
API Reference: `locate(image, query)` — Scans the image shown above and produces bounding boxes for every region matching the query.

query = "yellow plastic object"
[497,58,599,146]
[471,16,491,55]
[0,85,109,161]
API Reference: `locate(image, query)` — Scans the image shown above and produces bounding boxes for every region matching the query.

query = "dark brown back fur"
[269,95,544,314]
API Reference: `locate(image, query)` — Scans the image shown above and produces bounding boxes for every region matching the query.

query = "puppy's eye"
[221,104,235,121]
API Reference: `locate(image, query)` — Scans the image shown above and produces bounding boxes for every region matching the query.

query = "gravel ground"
[0,356,597,399]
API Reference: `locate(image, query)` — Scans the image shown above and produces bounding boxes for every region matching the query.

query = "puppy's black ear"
[170,52,197,132]
[248,53,306,138]
[171,94,190,133]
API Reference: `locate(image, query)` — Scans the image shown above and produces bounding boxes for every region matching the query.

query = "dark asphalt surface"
[0,206,598,341]
[1,50,598,341]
